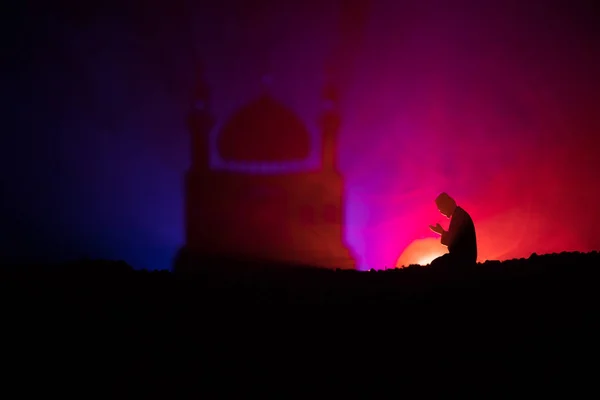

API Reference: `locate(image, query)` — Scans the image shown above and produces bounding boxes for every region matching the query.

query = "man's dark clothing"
[435,206,477,267]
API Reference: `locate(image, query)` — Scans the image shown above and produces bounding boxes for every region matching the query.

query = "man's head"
[435,192,457,218]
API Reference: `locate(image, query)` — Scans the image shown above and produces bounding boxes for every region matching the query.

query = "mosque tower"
[187,67,213,171]
[321,80,341,172]
[183,66,214,249]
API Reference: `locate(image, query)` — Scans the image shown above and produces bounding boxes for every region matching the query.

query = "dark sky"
[2,0,599,270]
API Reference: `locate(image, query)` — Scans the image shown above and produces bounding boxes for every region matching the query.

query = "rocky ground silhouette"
[1,251,597,394]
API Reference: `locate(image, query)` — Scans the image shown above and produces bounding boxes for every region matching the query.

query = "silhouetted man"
[429,192,477,269]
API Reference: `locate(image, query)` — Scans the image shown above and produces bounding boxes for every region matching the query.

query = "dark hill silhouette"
[2,251,599,304]
[1,251,599,394]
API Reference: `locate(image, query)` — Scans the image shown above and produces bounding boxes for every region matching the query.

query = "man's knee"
[430,253,474,269]
[430,253,451,268]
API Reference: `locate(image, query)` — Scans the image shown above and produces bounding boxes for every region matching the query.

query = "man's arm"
[440,229,452,246]
[441,210,463,247]
[431,224,453,247]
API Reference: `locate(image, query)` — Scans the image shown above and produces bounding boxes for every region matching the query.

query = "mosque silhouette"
[174,68,356,271]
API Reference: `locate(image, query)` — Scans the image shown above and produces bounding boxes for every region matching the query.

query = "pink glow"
[340,56,600,269]
[199,2,600,271]
[335,4,600,270]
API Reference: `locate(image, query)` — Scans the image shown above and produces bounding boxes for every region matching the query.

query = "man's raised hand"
[429,223,444,235]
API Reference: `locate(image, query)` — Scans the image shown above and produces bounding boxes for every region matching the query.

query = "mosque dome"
[217,94,311,162]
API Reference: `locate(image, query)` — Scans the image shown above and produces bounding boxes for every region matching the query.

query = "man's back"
[446,206,477,264]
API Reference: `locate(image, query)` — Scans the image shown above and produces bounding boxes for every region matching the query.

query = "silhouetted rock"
[2,250,599,393]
